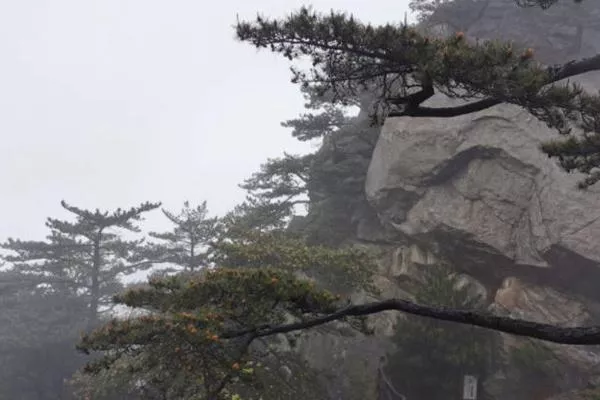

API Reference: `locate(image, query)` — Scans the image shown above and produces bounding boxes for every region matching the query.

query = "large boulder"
[365,86,600,298]
[359,1,600,398]
[297,1,600,399]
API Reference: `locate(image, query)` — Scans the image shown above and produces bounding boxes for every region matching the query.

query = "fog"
[0,0,415,242]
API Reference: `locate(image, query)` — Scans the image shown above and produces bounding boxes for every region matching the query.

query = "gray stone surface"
[303,1,600,398]
[359,2,600,398]
[366,96,600,269]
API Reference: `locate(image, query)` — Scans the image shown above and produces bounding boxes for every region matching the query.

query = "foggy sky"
[0,1,415,243]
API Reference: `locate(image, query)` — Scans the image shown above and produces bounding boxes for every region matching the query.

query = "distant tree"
[0,270,89,400]
[228,83,365,240]
[383,265,500,399]
[280,84,357,142]
[234,83,377,246]
[143,201,220,272]
[219,196,293,236]
[1,200,160,328]
[239,153,314,223]
[236,4,600,188]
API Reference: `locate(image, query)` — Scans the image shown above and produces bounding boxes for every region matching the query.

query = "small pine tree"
[143,201,220,272]
[239,153,314,224]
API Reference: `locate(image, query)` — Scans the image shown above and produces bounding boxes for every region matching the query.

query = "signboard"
[463,375,478,400]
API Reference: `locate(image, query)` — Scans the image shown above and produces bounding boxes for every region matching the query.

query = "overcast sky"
[0,1,415,243]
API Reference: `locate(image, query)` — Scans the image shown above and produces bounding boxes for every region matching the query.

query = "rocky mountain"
[289,1,600,399]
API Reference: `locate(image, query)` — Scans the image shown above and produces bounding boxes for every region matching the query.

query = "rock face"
[425,0,600,63]
[493,276,600,370]
[354,1,600,399]
[365,0,600,295]
[295,1,600,399]
[486,277,600,399]
[366,97,600,297]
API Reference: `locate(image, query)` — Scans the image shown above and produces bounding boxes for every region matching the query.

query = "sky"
[0,0,416,243]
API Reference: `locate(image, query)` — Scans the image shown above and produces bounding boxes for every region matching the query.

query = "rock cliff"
[295,1,600,399]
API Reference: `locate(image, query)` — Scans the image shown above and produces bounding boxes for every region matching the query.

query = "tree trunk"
[189,236,196,272]
[87,233,102,329]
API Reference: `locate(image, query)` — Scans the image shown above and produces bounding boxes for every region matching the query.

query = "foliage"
[280,85,357,142]
[0,200,160,326]
[76,269,337,399]
[143,201,220,272]
[238,153,314,227]
[241,154,312,204]
[0,200,159,399]
[219,196,293,235]
[384,265,500,400]
[69,356,147,399]
[281,104,351,142]
[212,230,378,295]
[235,6,600,187]
[234,84,362,236]
[0,270,90,400]
[300,115,377,246]
[76,234,377,399]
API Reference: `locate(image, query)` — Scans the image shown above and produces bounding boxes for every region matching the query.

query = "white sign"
[463,375,478,400]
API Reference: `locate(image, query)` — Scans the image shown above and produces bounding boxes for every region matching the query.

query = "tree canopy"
[1,200,160,327]
[235,3,600,187]
[76,232,377,399]
[0,270,89,400]
[143,201,220,272]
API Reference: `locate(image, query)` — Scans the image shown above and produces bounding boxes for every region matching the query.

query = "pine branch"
[392,54,600,118]
[223,298,600,345]
[236,6,600,186]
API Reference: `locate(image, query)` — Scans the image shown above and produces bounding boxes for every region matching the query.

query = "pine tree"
[0,270,89,400]
[221,196,294,235]
[236,2,600,187]
[143,201,220,272]
[1,200,160,328]
[76,233,376,399]
[240,153,313,217]
[233,86,357,234]
[280,85,357,142]
[233,84,376,245]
